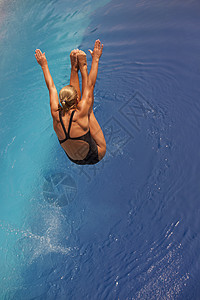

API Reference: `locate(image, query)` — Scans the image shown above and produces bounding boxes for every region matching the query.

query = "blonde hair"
[57,85,77,113]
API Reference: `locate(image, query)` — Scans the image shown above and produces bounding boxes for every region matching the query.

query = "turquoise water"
[0,0,110,298]
[1,0,200,299]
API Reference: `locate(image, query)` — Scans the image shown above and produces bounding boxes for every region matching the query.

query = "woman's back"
[54,109,91,160]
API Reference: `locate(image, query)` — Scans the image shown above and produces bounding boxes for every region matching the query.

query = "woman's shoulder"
[73,109,89,131]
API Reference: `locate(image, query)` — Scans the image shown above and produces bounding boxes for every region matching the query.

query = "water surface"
[0,0,200,299]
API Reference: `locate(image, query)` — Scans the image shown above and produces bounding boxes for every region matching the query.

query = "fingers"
[35,51,40,61]
[35,49,42,55]
[35,49,43,61]
[94,39,100,49]
[35,49,46,57]
[88,49,93,55]
[35,48,46,66]
[94,39,103,51]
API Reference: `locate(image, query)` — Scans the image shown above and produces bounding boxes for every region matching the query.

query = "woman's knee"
[98,145,106,160]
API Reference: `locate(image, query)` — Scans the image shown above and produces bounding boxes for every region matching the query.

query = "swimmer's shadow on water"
[42,172,77,207]
[119,91,157,132]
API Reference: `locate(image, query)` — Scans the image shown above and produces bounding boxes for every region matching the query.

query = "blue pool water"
[0,0,200,299]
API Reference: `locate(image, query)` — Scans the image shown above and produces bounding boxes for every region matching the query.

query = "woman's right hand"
[88,39,103,60]
[35,49,47,67]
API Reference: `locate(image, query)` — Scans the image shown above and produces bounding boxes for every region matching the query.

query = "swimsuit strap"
[68,110,75,138]
[59,110,68,139]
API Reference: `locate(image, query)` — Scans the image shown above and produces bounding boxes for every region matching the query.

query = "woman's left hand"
[35,49,47,67]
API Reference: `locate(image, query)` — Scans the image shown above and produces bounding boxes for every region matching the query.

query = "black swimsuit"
[58,110,99,165]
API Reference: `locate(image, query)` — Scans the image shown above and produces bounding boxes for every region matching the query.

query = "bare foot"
[70,49,79,71]
[77,50,87,71]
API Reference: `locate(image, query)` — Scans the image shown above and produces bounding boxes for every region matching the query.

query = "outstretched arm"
[87,39,103,91]
[35,49,59,118]
[77,40,103,116]
[35,49,55,90]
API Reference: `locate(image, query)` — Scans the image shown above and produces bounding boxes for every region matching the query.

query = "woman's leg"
[78,51,106,160]
[70,50,81,101]
[88,109,106,160]
[77,50,88,97]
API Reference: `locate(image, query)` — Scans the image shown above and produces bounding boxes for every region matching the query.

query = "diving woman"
[35,40,106,165]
